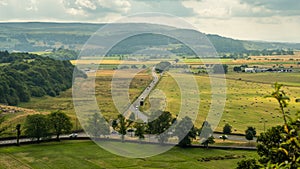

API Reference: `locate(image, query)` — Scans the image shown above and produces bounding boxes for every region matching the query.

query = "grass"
[10,58,300,135]
[0,140,257,169]
[17,69,153,131]
[151,72,300,134]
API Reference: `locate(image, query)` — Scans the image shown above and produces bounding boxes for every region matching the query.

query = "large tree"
[134,120,146,142]
[24,114,50,142]
[85,113,110,139]
[48,110,72,141]
[148,111,174,144]
[114,114,133,142]
[174,116,197,147]
[223,123,232,134]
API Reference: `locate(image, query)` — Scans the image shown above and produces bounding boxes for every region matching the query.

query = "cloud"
[182,0,275,18]
[0,0,8,6]
[75,0,97,10]
[97,0,131,13]
[0,0,300,42]
[26,0,38,11]
[240,0,300,16]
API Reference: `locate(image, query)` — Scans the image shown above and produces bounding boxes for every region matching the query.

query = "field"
[0,140,257,169]
[14,56,300,135]
[154,72,300,133]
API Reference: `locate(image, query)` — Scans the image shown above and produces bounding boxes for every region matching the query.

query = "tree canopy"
[0,51,86,105]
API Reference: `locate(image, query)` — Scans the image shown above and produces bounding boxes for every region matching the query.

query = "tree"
[155,61,171,73]
[48,111,72,141]
[245,130,254,143]
[114,114,133,142]
[24,114,50,142]
[223,123,232,134]
[16,124,21,146]
[236,158,260,169]
[134,120,145,142]
[212,64,228,74]
[245,126,256,137]
[112,119,118,130]
[233,66,242,72]
[201,136,215,148]
[265,82,290,124]
[85,113,110,139]
[148,111,174,144]
[174,116,197,147]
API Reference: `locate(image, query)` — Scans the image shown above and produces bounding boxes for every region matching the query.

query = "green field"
[0,140,257,169]
[16,63,300,135]
[154,72,300,134]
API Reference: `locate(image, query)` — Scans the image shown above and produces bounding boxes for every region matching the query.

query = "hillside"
[0,51,86,106]
[0,22,299,56]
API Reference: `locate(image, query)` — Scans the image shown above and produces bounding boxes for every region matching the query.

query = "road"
[125,66,159,122]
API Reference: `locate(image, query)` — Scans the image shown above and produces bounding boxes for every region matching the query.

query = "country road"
[125,66,159,122]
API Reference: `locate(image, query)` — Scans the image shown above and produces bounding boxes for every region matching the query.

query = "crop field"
[0,140,257,169]
[15,57,300,135]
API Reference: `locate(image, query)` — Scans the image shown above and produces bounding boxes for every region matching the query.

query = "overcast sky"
[0,0,299,43]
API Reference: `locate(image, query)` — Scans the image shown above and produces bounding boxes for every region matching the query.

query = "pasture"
[13,57,300,135]
[0,140,257,169]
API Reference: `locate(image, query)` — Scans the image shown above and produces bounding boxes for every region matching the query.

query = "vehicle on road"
[69,133,78,138]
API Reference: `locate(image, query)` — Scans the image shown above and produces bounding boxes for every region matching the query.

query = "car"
[219,135,228,139]
[111,131,119,135]
[69,133,78,138]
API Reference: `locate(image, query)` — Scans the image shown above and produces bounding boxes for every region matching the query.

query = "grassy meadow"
[8,55,300,135]
[0,140,257,169]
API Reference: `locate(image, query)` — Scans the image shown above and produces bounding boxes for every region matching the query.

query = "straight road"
[126,66,159,122]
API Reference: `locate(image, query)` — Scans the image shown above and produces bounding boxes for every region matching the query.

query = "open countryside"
[0,21,299,169]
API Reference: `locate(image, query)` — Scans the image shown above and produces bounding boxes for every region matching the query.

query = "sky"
[0,0,300,43]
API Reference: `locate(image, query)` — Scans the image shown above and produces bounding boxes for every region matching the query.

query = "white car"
[219,135,228,139]
[69,133,78,138]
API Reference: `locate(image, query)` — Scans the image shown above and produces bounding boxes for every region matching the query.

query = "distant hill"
[0,22,299,56]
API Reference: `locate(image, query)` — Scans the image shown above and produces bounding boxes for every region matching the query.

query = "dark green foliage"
[236,158,260,169]
[155,61,171,73]
[134,121,145,141]
[0,51,86,105]
[42,48,78,60]
[245,126,256,137]
[48,111,72,140]
[174,116,197,147]
[113,114,133,142]
[223,123,232,134]
[16,124,21,146]
[212,64,228,74]
[245,130,254,142]
[85,113,110,139]
[256,116,300,168]
[24,114,50,142]
[201,136,215,148]
[148,111,174,144]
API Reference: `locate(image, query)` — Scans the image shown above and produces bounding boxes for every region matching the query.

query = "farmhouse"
[244,68,256,73]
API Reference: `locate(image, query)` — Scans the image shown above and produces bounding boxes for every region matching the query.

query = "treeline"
[0,51,86,106]
[42,48,78,60]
